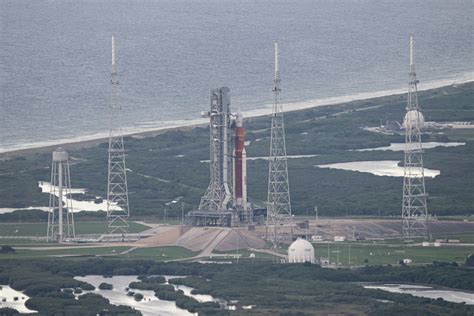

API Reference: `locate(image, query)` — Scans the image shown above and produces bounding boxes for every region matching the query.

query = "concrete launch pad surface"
[12,219,474,263]
[254,219,474,241]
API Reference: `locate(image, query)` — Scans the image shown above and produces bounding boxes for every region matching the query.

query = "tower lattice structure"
[107,35,130,234]
[266,42,292,248]
[199,87,234,213]
[47,148,75,243]
[402,35,428,239]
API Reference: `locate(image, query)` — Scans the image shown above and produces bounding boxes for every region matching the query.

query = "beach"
[1,77,472,158]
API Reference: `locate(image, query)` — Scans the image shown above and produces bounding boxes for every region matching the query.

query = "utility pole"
[236,231,239,264]
[348,244,351,266]
[327,242,330,265]
[181,202,185,225]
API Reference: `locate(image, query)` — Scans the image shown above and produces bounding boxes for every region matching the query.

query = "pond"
[364,284,474,305]
[355,142,465,152]
[39,181,114,213]
[316,160,440,178]
[75,275,223,316]
[0,285,36,314]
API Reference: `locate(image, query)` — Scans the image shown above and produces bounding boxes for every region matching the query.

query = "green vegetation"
[129,275,167,291]
[1,259,472,315]
[0,221,149,236]
[0,262,143,315]
[466,254,474,267]
[128,275,221,314]
[0,307,18,315]
[133,292,144,301]
[0,246,130,259]
[0,246,15,254]
[99,283,114,290]
[312,242,474,266]
[98,282,113,290]
[1,83,473,221]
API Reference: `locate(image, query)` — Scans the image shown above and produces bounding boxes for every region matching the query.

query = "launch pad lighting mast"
[107,35,130,234]
[266,42,292,249]
[402,35,429,239]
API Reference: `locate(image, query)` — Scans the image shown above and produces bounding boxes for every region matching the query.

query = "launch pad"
[186,211,234,227]
[188,87,254,227]
[186,208,255,227]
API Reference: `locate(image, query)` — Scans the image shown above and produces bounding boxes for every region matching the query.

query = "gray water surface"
[1,0,473,152]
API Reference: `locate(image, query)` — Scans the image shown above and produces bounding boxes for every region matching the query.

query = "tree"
[465,254,474,267]
[0,246,15,254]
[98,283,113,290]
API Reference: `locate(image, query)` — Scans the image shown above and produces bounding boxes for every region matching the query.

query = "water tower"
[46,148,75,242]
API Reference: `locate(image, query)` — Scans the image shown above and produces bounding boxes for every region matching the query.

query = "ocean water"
[1,0,473,153]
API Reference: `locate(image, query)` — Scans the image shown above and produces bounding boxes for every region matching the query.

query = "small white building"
[334,236,345,242]
[311,235,324,241]
[288,238,316,264]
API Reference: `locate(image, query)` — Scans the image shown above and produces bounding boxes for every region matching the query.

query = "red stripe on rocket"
[233,111,247,210]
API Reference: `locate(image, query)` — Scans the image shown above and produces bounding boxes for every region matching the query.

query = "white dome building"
[403,110,425,130]
[288,238,316,264]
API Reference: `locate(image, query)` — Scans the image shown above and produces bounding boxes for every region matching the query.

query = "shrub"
[134,293,144,301]
[98,283,113,290]
[73,288,83,294]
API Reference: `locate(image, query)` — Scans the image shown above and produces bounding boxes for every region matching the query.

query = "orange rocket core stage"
[234,124,244,200]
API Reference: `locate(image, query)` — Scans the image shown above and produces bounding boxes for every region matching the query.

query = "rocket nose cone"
[236,111,243,127]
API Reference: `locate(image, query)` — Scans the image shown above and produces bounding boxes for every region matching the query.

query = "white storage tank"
[403,110,425,130]
[288,238,315,264]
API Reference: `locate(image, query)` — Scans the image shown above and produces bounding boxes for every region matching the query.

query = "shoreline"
[1,78,472,158]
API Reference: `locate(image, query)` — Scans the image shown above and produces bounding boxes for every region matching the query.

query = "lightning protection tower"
[47,148,75,243]
[107,35,130,234]
[266,42,292,249]
[402,35,428,239]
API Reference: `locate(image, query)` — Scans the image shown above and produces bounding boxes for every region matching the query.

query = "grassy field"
[382,232,474,244]
[0,238,471,265]
[0,246,131,259]
[213,248,276,259]
[312,242,474,266]
[211,241,474,265]
[0,245,197,261]
[0,221,149,237]
[121,246,197,261]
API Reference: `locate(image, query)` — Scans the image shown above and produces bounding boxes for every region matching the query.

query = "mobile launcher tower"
[187,87,253,227]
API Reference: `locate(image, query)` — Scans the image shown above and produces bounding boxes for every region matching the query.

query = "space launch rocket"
[233,111,248,210]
